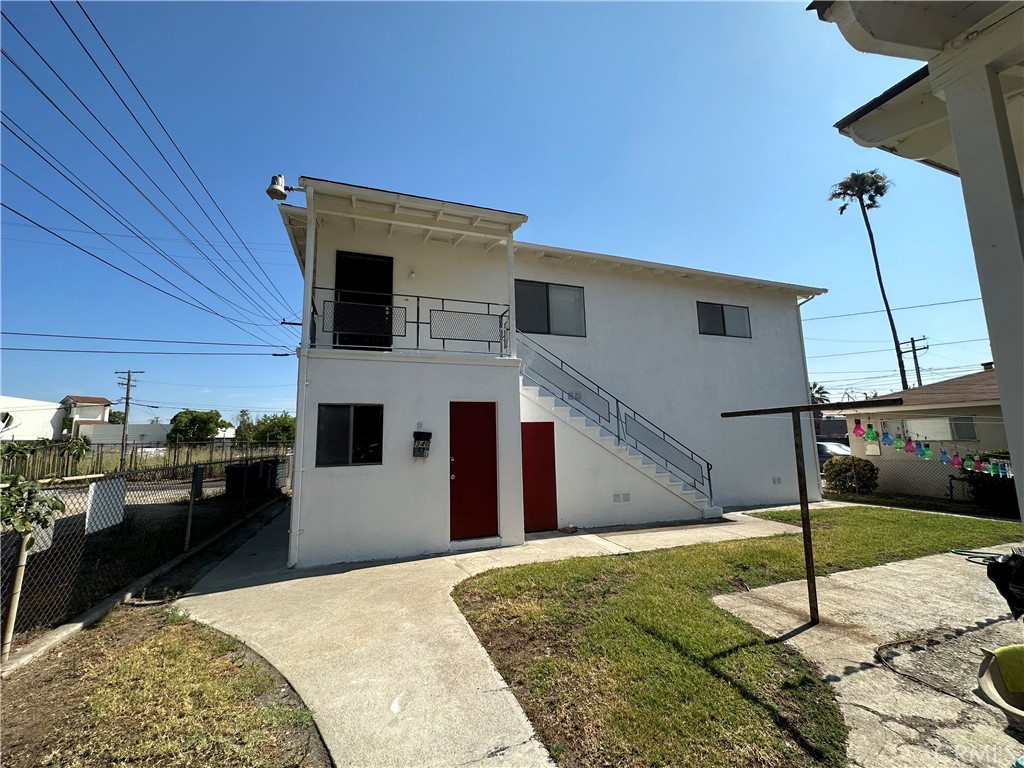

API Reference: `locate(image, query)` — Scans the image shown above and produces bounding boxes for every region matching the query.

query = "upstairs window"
[515,280,586,337]
[316,404,384,467]
[697,301,751,338]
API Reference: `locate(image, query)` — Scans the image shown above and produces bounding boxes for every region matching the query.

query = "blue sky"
[1,2,991,424]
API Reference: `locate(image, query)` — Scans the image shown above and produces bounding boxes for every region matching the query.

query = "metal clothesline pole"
[721,396,903,625]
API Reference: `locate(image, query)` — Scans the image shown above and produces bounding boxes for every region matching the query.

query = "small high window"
[515,280,586,337]
[697,301,751,338]
[316,404,383,467]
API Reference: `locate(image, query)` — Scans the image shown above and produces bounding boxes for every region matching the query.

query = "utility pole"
[116,370,144,471]
[899,337,928,388]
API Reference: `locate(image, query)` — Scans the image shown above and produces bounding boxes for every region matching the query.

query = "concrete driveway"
[177,508,795,767]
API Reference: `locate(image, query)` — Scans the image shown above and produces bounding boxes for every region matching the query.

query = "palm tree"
[829,170,909,391]
[809,381,830,438]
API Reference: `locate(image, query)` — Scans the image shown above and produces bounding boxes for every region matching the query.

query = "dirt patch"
[1,505,332,768]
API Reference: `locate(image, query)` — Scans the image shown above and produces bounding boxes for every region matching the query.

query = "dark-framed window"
[316,404,383,467]
[515,279,586,336]
[697,301,751,338]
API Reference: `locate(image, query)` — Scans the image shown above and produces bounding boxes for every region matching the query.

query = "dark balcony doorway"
[333,251,394,349]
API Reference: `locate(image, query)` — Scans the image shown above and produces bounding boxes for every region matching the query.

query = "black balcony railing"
[311,287,510,355]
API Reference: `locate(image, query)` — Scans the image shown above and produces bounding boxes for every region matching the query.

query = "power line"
[64,1,294,314]
[2,331,281,347]
[1,220,293,252]
[0,202,292,351]
[802,297,982,321]
[1,347,291,356]
[0,115,294,347]
[0,44,284,328]
[1,235,295,264]
[806,337,989,359]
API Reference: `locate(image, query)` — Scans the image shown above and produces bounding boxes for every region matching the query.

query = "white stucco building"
[278,177,825,567]
[0,396,65,441]
[810,0,1024,521]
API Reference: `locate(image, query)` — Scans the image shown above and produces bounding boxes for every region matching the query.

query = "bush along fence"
[0,453,292,647]
[822,451,1017,518]
[0,440,291,482]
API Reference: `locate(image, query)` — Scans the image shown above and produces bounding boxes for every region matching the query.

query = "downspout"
[288,188,317,568]
[506,233,517,358]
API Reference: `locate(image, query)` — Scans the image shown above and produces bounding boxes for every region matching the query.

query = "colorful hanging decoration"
[963,454,973,470]
[988,461,999,476]
[950,451,962,468]
[973,457,983,472]
[923,443,933,460]
[939,448,950,465]
[864,423,877,441]
[916,441,927,458]
[881,426,894,446]
[893,434,905,450]
[904,437,916,454]
[853,419,866,439]
[1000,462,1009,478]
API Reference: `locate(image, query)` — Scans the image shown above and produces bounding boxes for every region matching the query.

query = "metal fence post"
[184,464,204,552]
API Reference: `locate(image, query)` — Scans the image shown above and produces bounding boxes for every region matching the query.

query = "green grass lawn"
[454,507,1021,768]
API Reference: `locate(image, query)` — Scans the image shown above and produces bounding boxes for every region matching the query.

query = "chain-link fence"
[1,454,292,638]
[0,440,292,482]
[821,452,1017,518]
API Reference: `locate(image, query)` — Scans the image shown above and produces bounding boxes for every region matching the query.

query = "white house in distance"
[61,395,113,437]
[276,177,825,567]
[0,396,66,441]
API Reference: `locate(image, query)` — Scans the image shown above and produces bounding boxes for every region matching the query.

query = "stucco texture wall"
[514,258,821,507]
[295,351,524,566]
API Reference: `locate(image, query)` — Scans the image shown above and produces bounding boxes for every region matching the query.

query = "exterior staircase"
[517,334,722,519]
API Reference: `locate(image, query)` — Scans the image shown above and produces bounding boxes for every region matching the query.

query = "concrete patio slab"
[715,548,1024,768]
[177,507,796,767]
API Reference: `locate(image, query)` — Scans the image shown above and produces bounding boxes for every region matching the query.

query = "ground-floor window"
[316,404,384,466]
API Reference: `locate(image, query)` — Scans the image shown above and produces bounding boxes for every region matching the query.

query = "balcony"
[310,287,510,356]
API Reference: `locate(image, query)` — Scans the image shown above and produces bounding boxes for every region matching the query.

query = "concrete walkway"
[178,509,796,767]
[715,550,1024,768]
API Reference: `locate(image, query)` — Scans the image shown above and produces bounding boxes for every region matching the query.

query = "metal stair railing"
[517,333,713,502]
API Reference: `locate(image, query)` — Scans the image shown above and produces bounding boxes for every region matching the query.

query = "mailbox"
[413,431,432,458]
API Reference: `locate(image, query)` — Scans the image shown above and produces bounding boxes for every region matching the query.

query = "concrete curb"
[0,496,289,678]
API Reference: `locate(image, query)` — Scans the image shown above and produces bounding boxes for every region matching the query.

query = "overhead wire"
[0,347,290,356]
[1,331,281,347]
[0,43,287,330]
[45,2,293,318]
[802,297,983,321]
[806,338,989,359]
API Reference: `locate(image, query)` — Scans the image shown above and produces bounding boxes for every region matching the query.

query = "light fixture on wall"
[265,175,304,201]
[409,269,417,279]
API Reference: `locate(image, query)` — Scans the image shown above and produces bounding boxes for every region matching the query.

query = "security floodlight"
[266,174,288,201]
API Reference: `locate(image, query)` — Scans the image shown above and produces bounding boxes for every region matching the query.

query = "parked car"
[817,441,852,467]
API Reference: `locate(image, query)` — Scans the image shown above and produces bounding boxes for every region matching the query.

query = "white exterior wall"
[77,423,171,445]
[514,257,820,507]
[0,396,63,441]
[71,403,110,423]
[295,350,524,566]
[520,394,702,528]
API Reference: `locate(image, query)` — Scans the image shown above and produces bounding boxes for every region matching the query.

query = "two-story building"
[277,177,825,567]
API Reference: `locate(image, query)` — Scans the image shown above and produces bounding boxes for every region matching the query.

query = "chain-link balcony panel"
[0,453,292,639]
[429,309,504,343]
[322,300,408,339]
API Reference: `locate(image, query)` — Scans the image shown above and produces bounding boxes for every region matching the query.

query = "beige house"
[841,364,1009,500]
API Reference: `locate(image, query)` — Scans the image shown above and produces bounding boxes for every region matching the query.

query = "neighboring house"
[278,177,826,567]
[0,396,65,441]
[61,395,113,438]
[76,422,171,445]
[840,364,1009,500]
[810,0,1023,518]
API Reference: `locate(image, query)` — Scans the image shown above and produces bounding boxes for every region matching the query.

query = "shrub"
[822,456,879,494]
[962,468,1019,517]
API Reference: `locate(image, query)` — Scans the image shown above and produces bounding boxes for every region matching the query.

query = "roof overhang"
[831,399,1000,415]
[514,241,826,299]
[834,64,1024,181]
[809,1,1008,61]
[279,179,528,270]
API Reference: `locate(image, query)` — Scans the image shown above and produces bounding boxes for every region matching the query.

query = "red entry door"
[522,422,558,532]
[450,402,499,540]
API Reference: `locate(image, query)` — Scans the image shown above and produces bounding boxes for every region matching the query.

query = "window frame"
[696,301,752,339]
[515,279,587,337]
[315,403,384,468]
[950,416,979,441]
